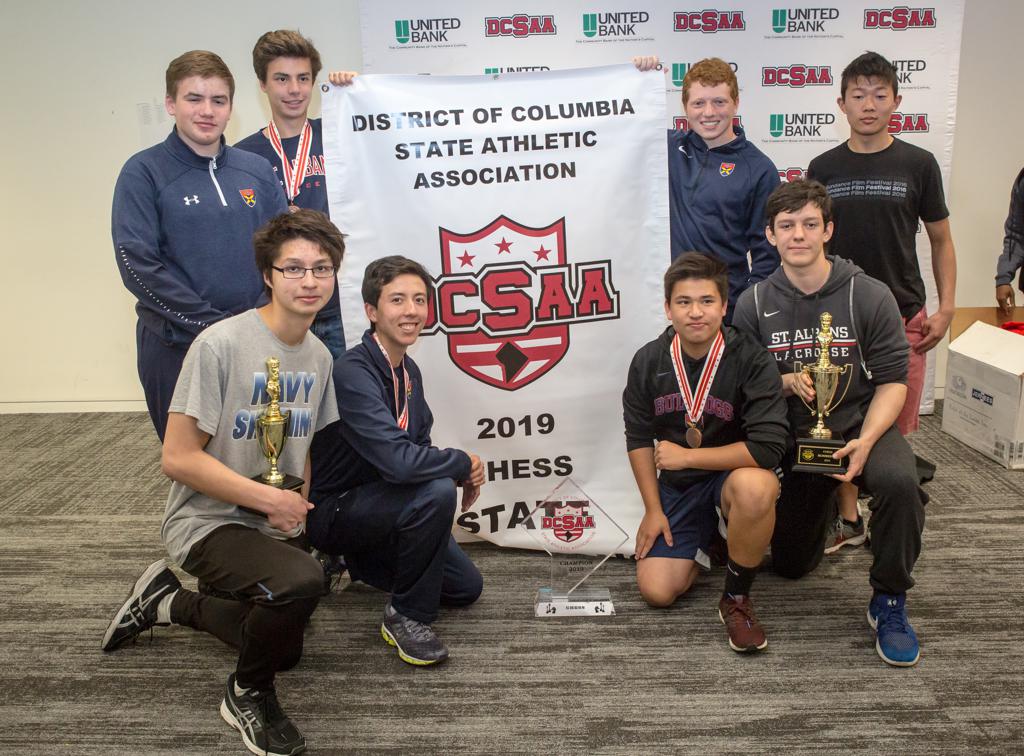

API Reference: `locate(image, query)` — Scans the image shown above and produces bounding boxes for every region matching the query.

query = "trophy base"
[251,472,304,491]
[792,437,849,474]
[535,586,615,617]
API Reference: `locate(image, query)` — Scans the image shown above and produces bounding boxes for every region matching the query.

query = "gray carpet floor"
[1,403,1022,754]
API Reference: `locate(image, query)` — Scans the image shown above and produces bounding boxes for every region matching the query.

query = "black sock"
[843,515,863,527]
[723,558,758,597]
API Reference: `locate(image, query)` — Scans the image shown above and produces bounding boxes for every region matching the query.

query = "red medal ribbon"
[267,120,313,203]
[669,330,725,429]
[373,334,410,430]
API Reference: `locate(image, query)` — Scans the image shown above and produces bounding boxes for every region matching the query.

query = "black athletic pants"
[170,524,323,691]
[772,425,927,594]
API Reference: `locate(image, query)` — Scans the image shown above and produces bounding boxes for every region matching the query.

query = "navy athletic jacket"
[309,330,471,501]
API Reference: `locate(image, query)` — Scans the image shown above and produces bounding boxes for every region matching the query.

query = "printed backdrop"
[330,2,964,555]
[358,0,965,419]
[323,65,668,554]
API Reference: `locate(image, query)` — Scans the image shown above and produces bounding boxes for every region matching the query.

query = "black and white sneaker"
[381,599,449,666]
[220,674,306,756]
[101,559,180,652]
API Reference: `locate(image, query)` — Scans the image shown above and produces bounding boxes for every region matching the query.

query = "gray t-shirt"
[161,309,339,566]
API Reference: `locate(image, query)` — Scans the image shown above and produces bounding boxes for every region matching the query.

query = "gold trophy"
[252,357,303,491]
[791,312,853,474]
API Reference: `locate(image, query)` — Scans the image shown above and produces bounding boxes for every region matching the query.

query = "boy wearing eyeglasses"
[102,210,343,756]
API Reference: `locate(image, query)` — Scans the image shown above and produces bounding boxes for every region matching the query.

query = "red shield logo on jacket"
[719,162,736,177]
[435,216,570,391]
[239,189,256,207]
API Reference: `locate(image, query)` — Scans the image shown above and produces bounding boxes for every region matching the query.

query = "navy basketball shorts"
[646,472,729,568]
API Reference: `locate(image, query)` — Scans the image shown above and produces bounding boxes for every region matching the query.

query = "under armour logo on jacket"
[183,195,199,205]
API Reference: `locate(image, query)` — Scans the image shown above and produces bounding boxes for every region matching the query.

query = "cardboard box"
[942,321,1024,469]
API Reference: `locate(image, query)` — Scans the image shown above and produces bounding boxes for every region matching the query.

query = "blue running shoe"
[867,592,920,667]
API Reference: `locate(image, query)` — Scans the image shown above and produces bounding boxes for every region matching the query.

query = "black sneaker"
[310,548,347,595]
[381,599,449,666]
[220,674,306,756]
[101,559,181,652]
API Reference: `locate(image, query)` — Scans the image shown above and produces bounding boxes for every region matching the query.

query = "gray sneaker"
[101,559,181,651]
[380,600,449,666]
[824,516,867,555]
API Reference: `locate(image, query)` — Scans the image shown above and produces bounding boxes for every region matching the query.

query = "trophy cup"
[252,357,303,492]
[518,477,629,617]
[791,312,853,474]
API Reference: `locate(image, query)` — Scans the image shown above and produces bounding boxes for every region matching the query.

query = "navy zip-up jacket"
[112,128,287,345]
[309,330,471,501]
[668,126,781,313]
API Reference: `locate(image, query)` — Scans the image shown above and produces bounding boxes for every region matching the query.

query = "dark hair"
[165,50,234,102]
[253,209,345,297]
[765,180,833,229]
[361,256,433,317]
[840,51,898,99]
[663,252,728,303]
[252,30,323,83]
[682,57,739,105]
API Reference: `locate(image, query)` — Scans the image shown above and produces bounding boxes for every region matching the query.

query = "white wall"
[0,0,1019,412]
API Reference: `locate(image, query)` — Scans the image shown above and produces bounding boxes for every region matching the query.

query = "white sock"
[156,591,177,625]
[234,679,250,697]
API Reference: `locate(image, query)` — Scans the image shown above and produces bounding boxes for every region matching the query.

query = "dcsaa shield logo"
[425,216,620,391]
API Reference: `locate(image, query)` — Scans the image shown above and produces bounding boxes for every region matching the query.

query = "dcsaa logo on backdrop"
[888,112,930,133]
[778,167,806,183]
[761,65,832,87]
[485,15,557,37]
[769,8,840,36]
[580,11,653,41]
[423,216,620,391]
[863,7,937,29]
[674,115,743,131]
[673,10,745,32]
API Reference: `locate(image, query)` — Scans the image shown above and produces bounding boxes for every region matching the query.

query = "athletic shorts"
[646,472,729,568]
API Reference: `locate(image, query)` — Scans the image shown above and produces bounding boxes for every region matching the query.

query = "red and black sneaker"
[718,594,768,653]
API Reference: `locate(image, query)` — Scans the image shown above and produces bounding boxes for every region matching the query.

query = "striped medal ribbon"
[373,334,410,430]
[669,330,725,449]
[267,119,313,204]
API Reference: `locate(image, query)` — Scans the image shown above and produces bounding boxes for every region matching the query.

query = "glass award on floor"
[518,477,629,617]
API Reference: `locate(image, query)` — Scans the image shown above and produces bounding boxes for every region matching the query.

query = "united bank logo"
[423,216,620,391]
[394,17,462,44]
[673,10,745,32]
[888,112,930,133]
[762,65,832,87]
[485,14,557,37]
[485,65,551,74]
[892,58,927,85]
[582,11,650,38]
[673,115,743,131]
[670,61,738,87]
[769,112,836,137]
[771,8,840,33]
[864,7,936,29]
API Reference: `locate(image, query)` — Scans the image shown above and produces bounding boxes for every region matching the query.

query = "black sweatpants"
[772,425,927,594]
[170,524,323,691]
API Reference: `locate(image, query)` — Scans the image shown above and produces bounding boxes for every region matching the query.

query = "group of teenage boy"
[102,30,958,756]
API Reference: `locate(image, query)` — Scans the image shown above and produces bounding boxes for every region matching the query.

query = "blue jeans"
[311,313,345,362]
[306,478,483,623]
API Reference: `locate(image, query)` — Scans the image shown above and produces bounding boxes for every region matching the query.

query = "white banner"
[323,65,668,555]
[359,0,966,414]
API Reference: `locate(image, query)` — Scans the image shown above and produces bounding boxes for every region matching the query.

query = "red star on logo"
[533,245,551,261]
[457,250,475,268]
[495,237,513,254]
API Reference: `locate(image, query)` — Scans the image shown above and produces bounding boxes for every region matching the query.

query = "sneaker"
[310,549,347,595]
[220,674,305,756]
[381,600,449,666]
[867,592,920,667]
[718,594,768,653]
[101,559,181,652]
[824,516,867,555]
